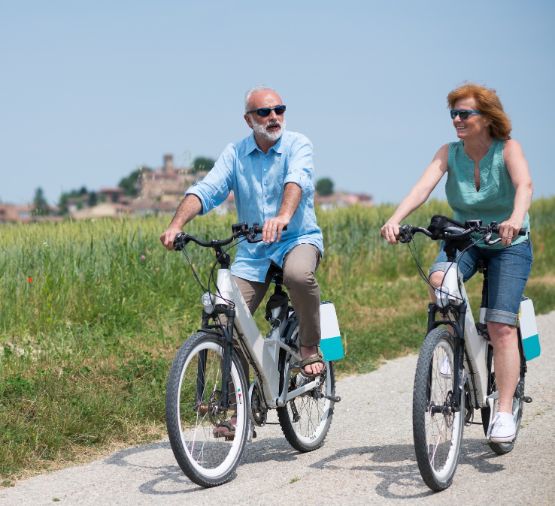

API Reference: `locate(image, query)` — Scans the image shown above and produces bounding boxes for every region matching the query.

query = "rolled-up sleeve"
[185,144,235,215]
[284,135,314,194]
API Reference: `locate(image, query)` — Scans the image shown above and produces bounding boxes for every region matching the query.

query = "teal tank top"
[445,139,530,248]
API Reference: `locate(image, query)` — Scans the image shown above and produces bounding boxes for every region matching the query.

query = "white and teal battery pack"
[319,302,344,361]
[519,298,541,361]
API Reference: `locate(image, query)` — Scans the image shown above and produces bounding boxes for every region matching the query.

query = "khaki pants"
[233,244,321,347]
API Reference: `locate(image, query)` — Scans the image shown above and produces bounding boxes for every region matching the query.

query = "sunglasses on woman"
[247,105,287,117]
[450,109,481,120]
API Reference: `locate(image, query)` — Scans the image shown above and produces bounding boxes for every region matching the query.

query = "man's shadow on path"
[105,436,505,498]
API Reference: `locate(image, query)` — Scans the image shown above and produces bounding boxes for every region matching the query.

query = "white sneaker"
[490,412,516,443]
[439,355,452,377]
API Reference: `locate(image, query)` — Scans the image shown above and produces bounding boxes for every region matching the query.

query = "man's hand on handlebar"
[160,227,182,250]
[380,221,401,244]
[262,216,289,243]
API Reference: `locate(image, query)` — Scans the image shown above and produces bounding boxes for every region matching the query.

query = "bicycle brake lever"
[483,232,502,246]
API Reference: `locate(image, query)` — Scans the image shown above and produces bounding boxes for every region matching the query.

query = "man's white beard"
[253,119,286,143]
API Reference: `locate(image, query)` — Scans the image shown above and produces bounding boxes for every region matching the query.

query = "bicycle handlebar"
[173,223,285,251]
[398,217,526,245]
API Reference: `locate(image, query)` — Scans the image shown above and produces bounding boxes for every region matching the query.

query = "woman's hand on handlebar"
[262,216,289,243]
[498,218,524,247]
[381,221,401,244]
[160,227,182,250]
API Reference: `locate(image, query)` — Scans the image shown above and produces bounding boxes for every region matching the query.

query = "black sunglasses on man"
[247,105,287,117]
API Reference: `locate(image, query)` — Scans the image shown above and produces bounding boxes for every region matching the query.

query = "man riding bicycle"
[160,86,325,385]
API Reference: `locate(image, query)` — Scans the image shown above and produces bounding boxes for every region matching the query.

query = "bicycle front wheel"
[165,332,249,487]
[413,327,464,491]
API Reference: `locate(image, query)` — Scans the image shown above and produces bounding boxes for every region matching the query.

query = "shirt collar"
[245,134,259,155]
[246,131,285,155]
[270,134,284,154]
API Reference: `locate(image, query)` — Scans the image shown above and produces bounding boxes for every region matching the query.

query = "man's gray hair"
[244,86,276,112]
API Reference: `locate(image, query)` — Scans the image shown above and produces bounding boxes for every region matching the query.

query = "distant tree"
[192,157,215,173]
[58,193,69,215]
[32,187,50,216]
[316,177,334,196]
[118,166,151,197]
[88,191,98,207]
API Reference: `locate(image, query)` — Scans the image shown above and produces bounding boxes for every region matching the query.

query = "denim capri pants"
[429,240,533,326]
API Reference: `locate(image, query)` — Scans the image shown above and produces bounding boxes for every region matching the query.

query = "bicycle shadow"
[104,435,303,496]
[105,441,195,496]
[104,435,507,498]
[308,437,508,500]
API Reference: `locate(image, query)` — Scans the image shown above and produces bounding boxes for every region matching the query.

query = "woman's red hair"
[448,83,512,140]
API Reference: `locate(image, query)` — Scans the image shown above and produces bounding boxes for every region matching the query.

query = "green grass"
[1,197,554,481]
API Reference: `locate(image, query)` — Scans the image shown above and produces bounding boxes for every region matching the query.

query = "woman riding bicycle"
[381,83,533,444]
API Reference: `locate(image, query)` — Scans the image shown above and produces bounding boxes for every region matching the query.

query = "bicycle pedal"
[523,396,533,403]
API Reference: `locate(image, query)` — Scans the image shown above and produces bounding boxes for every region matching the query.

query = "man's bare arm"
[159,194,202,249]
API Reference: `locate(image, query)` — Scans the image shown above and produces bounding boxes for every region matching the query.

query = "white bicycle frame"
[436,265,490,409]
[215,267,322,409]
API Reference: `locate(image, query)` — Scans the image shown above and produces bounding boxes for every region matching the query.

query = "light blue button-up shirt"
[186,130,324,282]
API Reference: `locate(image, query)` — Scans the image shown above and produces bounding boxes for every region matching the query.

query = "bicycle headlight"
[201,292,215,314]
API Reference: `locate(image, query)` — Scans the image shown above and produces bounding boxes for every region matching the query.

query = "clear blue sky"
[2,0,554,205]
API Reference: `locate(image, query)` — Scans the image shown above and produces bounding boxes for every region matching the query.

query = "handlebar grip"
[232,222,287,236]
[398,225,413,243]
[257,224,288,232]
[251,223,288,234]
[490,224,527,236]
[247,223,288,243]
[173,232,189,251]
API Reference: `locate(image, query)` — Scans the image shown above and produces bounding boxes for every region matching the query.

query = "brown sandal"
[298,350,325,378]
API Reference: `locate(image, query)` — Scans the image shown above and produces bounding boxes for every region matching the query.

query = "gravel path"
[2,312,554,505]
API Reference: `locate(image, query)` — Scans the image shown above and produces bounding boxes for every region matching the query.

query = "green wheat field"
[1,198,554,483]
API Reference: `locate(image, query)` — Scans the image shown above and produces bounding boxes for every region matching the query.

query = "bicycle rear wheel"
[166,332,249,487]
[277,326,336,452]
[277,362,335,452]
[413,327,464,491]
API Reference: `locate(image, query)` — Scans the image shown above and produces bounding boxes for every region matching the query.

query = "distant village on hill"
[0,154,373,223]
